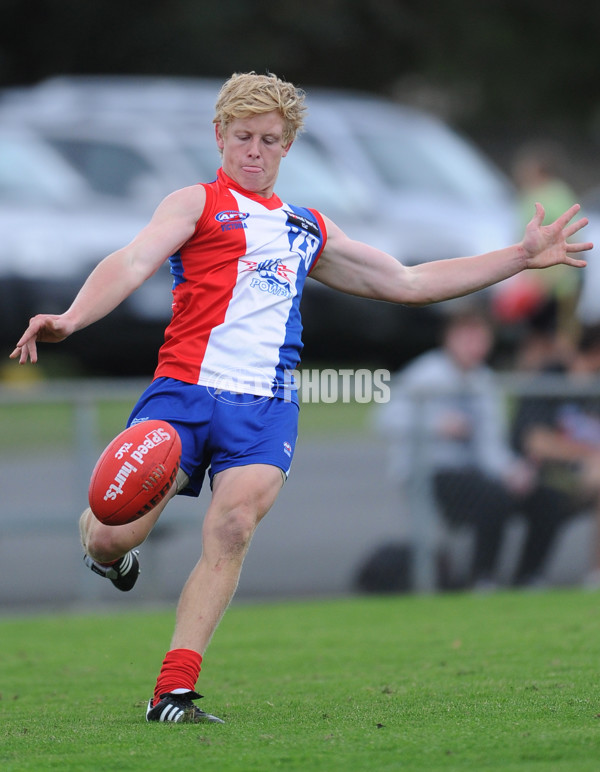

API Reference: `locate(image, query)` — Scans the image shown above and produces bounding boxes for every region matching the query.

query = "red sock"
[152,648,202,706]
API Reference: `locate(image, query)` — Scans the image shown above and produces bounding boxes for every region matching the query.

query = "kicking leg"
[80,479,177,591]
[147,463,284,722]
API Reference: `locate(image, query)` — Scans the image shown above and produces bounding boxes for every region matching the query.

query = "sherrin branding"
[103,427,173,501]
[88,420,182,526]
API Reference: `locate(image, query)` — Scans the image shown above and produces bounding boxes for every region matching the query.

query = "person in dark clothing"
[512,324,600,587]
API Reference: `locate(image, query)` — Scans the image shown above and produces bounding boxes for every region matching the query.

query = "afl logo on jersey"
[216,210,249,230]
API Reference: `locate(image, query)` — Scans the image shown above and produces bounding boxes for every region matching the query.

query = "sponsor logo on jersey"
[215,210,249,231]
[285,211,320,238]
[240,257,296,299]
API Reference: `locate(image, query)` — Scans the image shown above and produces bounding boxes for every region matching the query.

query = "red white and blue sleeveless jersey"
[154,168,327,397]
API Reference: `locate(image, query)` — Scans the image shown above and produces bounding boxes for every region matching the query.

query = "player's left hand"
[521,202,592,270]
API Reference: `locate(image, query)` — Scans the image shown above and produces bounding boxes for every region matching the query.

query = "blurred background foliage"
[2,0,599,143]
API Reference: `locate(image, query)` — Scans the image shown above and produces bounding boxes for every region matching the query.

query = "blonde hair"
[213,72,306,146]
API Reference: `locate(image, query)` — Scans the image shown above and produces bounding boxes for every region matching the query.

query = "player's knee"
[81,508,129,562]
[206,506,258,556]
[84,529,119,562]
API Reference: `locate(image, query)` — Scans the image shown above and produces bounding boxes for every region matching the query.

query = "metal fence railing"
[373,374,600,591]
[1,374,598,608]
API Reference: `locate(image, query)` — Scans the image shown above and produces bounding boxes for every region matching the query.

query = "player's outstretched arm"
[403,202,591,304]
[312,203,592,305]
[9,185,206,365]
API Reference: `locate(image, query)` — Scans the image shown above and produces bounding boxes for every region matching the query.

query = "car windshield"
[0,134,86,205]
[46,136,157,198]
[349,109,511,204]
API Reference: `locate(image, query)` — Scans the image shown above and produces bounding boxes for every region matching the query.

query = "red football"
[88,420,182,526]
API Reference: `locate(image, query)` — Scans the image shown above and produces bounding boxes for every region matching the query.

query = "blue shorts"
[126,377,299,497]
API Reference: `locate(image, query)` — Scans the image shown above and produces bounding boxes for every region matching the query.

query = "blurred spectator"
[511,139,577,227]
[493,140,581,354]
[512,324,600,587]
[374,308,569,590]
[512,297,576,375]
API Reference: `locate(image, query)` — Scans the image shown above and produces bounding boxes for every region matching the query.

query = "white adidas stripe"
[159,704,184,722]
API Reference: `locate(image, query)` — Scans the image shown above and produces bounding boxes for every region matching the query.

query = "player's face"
[215,111,292,198]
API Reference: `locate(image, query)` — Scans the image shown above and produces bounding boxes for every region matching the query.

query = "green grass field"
[2,590,600,771]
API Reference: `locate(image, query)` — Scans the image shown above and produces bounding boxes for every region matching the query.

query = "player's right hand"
[9,314,74,364]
